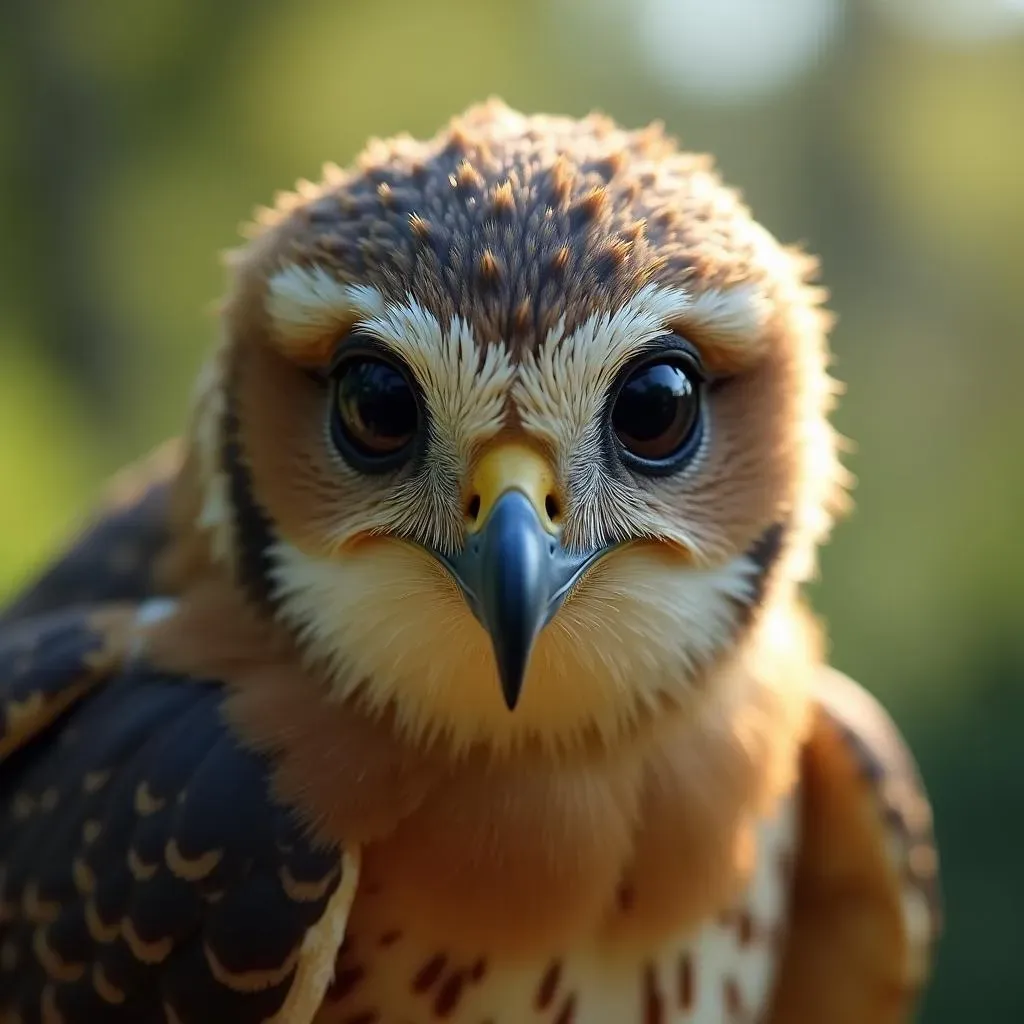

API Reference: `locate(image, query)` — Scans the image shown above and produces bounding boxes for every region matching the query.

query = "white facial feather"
[677,283,770,347]
[266,265,384,344]
[554,548,761,701]
[270,535,762,752]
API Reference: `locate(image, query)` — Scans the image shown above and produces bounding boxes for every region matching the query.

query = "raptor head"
[183,100,845,753]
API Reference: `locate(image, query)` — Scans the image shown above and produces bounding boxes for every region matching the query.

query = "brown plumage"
[0,100,939,1023]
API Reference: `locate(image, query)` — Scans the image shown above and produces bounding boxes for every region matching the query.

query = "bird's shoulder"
[0,602,358,1024]
[0,441,181,630]
[768,666,941,1024]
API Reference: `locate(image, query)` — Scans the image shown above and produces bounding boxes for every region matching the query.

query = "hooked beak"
[432,444,614,710]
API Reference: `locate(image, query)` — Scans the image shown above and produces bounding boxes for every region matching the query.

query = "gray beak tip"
[434,490,615,712]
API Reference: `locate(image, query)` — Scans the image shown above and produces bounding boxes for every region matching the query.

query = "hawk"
[0,100,940,1023]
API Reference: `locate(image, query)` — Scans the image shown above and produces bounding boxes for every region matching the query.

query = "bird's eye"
[330,355,419,472]
[611,351,704,473]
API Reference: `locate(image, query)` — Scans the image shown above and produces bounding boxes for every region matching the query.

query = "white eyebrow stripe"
[677,282,770,347]
[266,264,385,343]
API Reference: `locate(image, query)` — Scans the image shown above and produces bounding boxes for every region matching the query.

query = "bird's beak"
[432,444,613,711]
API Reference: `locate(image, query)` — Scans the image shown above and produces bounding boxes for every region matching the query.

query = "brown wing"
[768,667,941,1024]
[0,603,359,1024]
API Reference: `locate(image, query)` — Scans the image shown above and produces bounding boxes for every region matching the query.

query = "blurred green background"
[1,0,1021,1018]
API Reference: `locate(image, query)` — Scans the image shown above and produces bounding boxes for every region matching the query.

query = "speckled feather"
[242,98,801,357]
[0,608,350,1024]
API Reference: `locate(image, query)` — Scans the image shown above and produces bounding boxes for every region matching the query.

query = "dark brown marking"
[724,977,742,1016]
[678,955,694,1009]
[326,964,366,1002]
[433,971,466,1017]
[737,909,755,945]
[616,882,636,912]
[378,929,401,948]
[643,963,663,1024]
[734,520,788,628]
[553,994,577,1024]
[221,383,279,609]
[535,959,562,1010]
[413,953,447,993]
[469,958,487,983]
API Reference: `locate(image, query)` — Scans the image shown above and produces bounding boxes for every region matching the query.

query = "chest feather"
[317,794,799,1024]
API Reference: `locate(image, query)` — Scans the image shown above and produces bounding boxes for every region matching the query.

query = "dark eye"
[330,355,419,472]
[611,353,704,472]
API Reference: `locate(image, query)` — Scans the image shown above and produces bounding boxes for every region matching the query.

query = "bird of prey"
[0,100,940,1023]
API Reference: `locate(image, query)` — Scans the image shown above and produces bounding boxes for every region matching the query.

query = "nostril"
[545,493,562,525]
[465,494,481,522]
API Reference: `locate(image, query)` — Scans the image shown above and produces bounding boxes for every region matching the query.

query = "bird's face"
[190,103,842,752]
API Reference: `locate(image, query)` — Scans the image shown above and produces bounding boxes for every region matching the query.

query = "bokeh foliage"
[1,1,1021,1018]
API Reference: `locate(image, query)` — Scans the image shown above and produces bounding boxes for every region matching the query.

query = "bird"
[0,99,940,1024]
